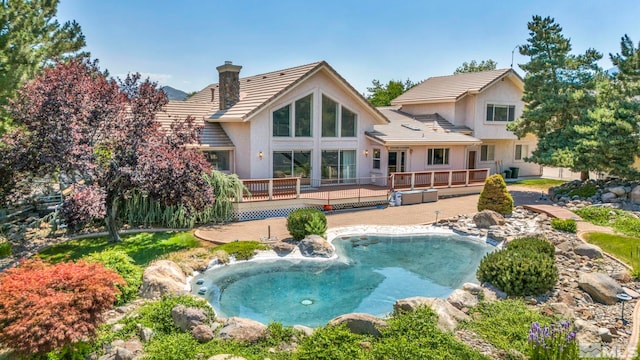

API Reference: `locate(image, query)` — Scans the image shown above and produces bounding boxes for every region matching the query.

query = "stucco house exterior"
[386,68,540,178]
[157,62,537,194]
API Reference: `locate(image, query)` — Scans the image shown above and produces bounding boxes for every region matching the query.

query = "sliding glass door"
[321,150,356,184]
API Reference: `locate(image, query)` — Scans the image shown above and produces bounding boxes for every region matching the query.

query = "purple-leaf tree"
[2,58,213,242]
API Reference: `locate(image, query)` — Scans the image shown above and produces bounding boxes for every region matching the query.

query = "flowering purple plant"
[529,320,578,359]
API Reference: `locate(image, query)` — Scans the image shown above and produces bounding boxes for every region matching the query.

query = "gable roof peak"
[392,68,522,105]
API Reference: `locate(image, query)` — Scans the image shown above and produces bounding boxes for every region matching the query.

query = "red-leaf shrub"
[0,259,124,356]
[60,184,106,230]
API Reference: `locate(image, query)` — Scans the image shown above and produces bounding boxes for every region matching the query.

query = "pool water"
[192,234,493,326]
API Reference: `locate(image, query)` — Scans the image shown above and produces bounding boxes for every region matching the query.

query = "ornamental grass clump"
[528,321,578,360]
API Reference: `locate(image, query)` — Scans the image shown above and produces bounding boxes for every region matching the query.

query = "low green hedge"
[477,238,558,297]
[551,218,577,233]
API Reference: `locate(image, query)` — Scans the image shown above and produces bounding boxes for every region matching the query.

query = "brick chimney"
[216,61,242,110]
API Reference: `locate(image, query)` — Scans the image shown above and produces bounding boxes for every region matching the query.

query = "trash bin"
[503,169,512,179]
[509,167,520,179]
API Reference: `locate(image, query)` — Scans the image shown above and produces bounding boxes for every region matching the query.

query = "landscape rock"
[137,325,154,343]
[473,210,506,228]
[601,192,617,202]
[394,297,469,332]
[293,325,315,337]
[611,271,632,283]
[623,287,640,299]
[481,282,507,302]
[574,243,603,259]
[578,272,623,305]
[298,235,334,258]
[139,260,187,299]
[171,304,209,332]
[192,324,215,342]
[207,356,247,360]
[99,339,144,360]
[606,186,627,197]
[447,289,478,310]
[461,282,483,295]
[329,313,388,337]
[270,241,297,255]
[218,317,267,343]
[547,302,575,319]
[598,328,613,343]
[631,185,640,205]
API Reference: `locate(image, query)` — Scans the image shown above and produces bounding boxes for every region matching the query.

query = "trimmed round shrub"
[84,250,143,305]
[477,238,558,296]
[287,208,327,240]
[477,174,514,215]
[506,237,555,257]
[0,242,11,258]
[550,218,577,233]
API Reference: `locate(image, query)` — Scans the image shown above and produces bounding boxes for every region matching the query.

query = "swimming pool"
[192,232,493,326]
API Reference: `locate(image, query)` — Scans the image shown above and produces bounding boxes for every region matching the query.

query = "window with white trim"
[480,145,495,161]
[272,94,313,137]
[427,148,449,165]
[321,94,357,137]
[515,144,529,161]
[372,148,381,169]
[486,104,516,122]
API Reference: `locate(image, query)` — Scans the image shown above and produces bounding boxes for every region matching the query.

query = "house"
[158,61,390,186]
[156,62,535,218]
[382,68,540,179]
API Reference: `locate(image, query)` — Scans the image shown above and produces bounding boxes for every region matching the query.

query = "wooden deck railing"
[239,169,489,202]
[389,168,490,190]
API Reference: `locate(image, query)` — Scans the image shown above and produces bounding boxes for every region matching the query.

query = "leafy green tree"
[0,0,85,133]
[508,16,602,180]
[453,59,497,74]
[366,79,415,106]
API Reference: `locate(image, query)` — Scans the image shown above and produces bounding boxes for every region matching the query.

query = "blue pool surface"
[192,233,493,326]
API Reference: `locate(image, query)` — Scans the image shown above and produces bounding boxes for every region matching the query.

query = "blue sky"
[57,0,640,94]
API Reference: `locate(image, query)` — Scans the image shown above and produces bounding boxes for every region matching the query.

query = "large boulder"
[447,289,478,310]
[578,272,623,305]
[171,304,209,332]
[574,243,603,259]
[631,185,640,205]
[298,235,334,258]
[217,317,267,343]
[472,210,506,229]
[394,297,469,332]
[329,313,388,337]
[139,260,187,299]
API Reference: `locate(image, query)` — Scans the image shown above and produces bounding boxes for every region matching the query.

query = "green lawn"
[38,231,201,266]
[584,232,640,271]
[508,178,567,191]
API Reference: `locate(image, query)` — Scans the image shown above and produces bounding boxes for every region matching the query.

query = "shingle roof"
[392,68,522,105]
[186,61,388,123]
[156,101,234,148]
[378,107,472,133]
[367,107,481,146]
[188,62,324,121]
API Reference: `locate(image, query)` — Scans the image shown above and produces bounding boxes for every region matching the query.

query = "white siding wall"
[221,122,251,178]
[476,135,540,177]
[245,70,384,180]
[472,78,523,139]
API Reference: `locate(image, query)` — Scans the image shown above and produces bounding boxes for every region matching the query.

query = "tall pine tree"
[0,0,85,133]
[509,16,601,180]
